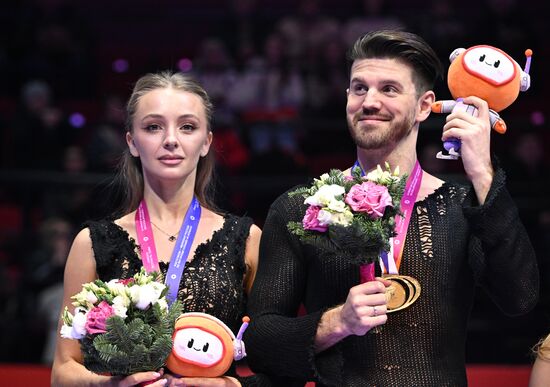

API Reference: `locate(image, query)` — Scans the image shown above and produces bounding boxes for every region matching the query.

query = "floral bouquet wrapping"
[288,163,406,282]
[60,267,182,376]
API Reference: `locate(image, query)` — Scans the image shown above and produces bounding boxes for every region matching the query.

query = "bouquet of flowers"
[288,163,406,281]
[60,267,182,376]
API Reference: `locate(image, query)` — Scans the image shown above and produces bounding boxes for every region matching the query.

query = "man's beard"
[347,110,415,150]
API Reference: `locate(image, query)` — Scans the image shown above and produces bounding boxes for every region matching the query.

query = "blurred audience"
[230,32,306,166]
[0,0,547,367]
[275,0,340,63]
[10,80,72,170]
[342,0,406,46]
[84,94,126,172]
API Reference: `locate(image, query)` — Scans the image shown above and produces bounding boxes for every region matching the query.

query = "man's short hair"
[348,30,444,95]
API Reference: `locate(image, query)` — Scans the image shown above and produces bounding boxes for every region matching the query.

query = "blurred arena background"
[0,0,548,385]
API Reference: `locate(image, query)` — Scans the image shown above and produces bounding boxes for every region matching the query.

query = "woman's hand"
[165,375,241,387]
[113,370,167,386]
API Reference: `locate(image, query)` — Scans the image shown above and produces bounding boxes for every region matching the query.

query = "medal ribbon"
[352,160,423,274]
[135,196,201,304]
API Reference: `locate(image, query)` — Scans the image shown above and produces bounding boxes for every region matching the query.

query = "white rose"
[60,324,80,339]
[305,184,345,207]
[106,280,127,296]
[130,283,164,310]
[155,298,168,311]
[317,209,334,226]
[112,295,129,318]
[150,281,166,296]
[327,199,346,213]
[71,312,88,338]
[304,194,320,207]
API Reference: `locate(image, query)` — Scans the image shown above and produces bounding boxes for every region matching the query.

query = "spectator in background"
[476,0,535,56]
[342,0,406,46]
[303,34,348,120]
[41,145,92,226]
[19,1,97,99]
[20,217,73,363]
[230,33,305,166]
[216,0,270,70]
[85,94,127,173]
[11,80,72,170]
[192,38,239,128]
[416,0,472,61]
[275,0,340,63]
[504,131,546,182]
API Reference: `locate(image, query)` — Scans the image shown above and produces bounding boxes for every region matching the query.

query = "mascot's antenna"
[524,49,533,74]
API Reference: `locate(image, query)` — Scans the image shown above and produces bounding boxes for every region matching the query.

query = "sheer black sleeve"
[463,166,539,315]
[245,191,344,386]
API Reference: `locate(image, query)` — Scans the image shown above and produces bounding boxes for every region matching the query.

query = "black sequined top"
[245,167,539,387]
[85,214,269,384]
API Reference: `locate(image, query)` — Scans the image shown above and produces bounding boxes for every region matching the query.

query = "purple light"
[69,113,86,128]
[530,111,545,126]
[177,58,193,72]
[112,58,129,73]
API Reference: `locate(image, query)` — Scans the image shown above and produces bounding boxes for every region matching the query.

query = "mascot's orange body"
[433,45,532,159]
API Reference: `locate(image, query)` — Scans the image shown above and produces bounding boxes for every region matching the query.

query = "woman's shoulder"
[219,211,255,233]
[82,217,135,250]
[84,217,119,230]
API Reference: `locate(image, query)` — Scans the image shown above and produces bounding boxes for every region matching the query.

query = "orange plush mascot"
[433,45,532,159]
[166,313,249,377]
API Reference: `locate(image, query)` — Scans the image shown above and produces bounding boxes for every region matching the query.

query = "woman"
[51,72,262,386]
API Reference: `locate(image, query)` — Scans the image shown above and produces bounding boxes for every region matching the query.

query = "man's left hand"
[441,95,494,204]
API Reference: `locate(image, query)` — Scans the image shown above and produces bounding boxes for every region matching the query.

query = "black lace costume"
[86,214,265,385]
[245,167,539,387]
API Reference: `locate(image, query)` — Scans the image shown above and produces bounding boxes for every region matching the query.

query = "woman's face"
[126,87,212,184]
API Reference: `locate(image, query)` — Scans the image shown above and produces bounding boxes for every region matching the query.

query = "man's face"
[346,58,422,150]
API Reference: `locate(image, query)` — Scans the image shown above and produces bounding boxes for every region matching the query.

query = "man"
[245,30,539,386]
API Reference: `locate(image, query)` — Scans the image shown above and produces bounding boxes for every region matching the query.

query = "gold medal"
[383,274,421,313]
[385,278,409,310]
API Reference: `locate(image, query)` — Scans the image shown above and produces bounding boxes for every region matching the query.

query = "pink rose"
[302,205,328,232]
[85,301,115,335]
[345,181,393,219]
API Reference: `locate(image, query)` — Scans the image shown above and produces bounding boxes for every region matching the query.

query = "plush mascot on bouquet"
[166,313,250,377]
[433,44,533,159]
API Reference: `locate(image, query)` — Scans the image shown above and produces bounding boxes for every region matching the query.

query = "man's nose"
[361,89,382,110]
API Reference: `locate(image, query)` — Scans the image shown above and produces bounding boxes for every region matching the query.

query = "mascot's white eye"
[463,46,516,85]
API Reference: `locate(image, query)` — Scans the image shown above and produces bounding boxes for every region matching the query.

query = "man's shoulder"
[267,180,314,221]
[272,181,311,205]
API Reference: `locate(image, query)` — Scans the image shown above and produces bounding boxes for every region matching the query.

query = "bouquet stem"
[359,262,376,283]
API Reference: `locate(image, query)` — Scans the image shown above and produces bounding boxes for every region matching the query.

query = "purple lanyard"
[135,196,201,304]
[352,160,423,274]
